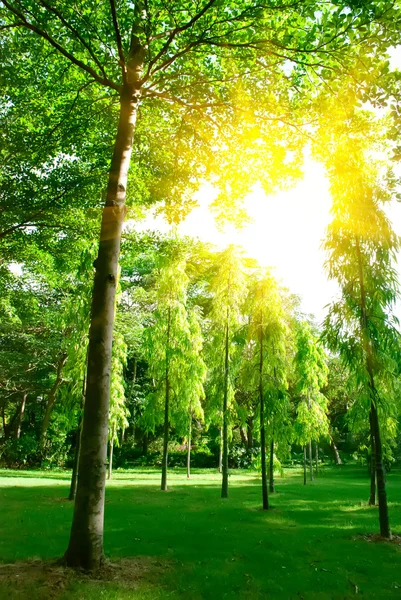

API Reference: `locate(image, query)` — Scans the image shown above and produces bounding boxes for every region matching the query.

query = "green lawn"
[0,465,400,599]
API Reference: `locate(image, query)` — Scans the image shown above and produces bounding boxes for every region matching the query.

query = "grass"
[0,464,401,599]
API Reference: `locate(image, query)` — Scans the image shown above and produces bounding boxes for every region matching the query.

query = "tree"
[244,269,290,509]
[208,246,247,498]
[321,107,400,538]
[143,250,205,490]
[293,321,329,484]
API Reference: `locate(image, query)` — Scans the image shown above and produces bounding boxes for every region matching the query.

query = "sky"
[131,47,401,324]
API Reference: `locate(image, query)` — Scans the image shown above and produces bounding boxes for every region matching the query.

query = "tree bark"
[107,436,114,480]
[269,438,274,493]
[330,436,342,465]
[161,306,171,492]
[218,426,223,473]
[368,408,376,505]
[303,445,307,485]
[64,79,141,569]
[15,392,27,439]
[247,417,254,449]
[239,427,248,447]
[187,412,192,479]
[309,439,313,481]
[370,401,390,536]
[69,415,83,501]
[40,354,67,450]
[221,319,230,499]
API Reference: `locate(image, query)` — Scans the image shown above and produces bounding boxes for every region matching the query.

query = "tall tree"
[321,108,400,538]
[293,321,329,483]
[209,246,247,498]
[244,269,290,509]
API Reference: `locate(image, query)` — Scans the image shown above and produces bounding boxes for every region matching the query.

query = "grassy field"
[0,465,400,599]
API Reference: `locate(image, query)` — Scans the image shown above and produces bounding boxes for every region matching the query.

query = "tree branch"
[109,0,127,85]
[1,0,121,91]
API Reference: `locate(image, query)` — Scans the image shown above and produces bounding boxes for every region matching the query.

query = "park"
[1,1,401,598]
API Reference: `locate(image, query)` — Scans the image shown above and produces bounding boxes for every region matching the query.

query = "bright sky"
[132,47,401,324]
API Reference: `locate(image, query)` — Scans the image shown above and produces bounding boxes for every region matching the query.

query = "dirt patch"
[353,533,401,545]
[0,556,170,599]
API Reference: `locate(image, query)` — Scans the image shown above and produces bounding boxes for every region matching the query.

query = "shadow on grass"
[1,467,401,599]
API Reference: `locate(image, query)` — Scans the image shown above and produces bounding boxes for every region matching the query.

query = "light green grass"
[0,465,400,599]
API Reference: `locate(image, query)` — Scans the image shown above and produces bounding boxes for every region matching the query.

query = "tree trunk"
[64,80,141,569]
[368,408,376,505]
[107,436,114,481]
[247,417,254,449]
[40,354,67,449]
[218,427,223,473]
[161,306,171,492]
[69,416,83,501]
[187,412,192,479]
[239,427,248,447]
[303,445,307,485]
[15,392,27,439]
[330,436,342,465]
[315,441,319,475]
[269,438,274,493]
[259,329,268,510]
[309,439,313,481]
[221,320,230,499]
[371,402,390,536]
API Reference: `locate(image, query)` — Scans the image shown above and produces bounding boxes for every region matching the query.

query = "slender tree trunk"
[69,416,83,501]
[107,436,114,480]
[259,329,268,510]
[221,319,230,499]
[15,392,27,439]
[247,417,254,449]
[64,78,141,569]
[303,445,307,485]
[269,438,274,493]
[356,237,391,538]
[40,354,67,449]
[218,426,223,473]
[239,427,248,447]
[187,412,192,479]
[161,306,171,492]
[330,436,342,465]
[1,406,7,439]
[368,408,376,505]
[315,441,319,475]
[309,439,313,481]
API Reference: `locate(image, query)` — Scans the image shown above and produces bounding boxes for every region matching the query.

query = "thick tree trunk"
[64,82,140,570]
[187,413,191,479]
[315,442,319,475]
[303,445,307,485]
[309,439,313,481]
[221,320,230,499]
[161,306,171,492]
[15,392,27,439]
[259,329,268,510]
[107,436,114,481]
[269,438,274,494]
[218,427,223,473]
[40,354,67,449]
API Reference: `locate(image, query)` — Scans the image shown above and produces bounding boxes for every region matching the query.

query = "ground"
[0,465,400,599]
